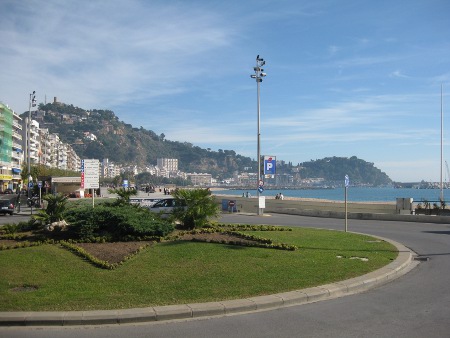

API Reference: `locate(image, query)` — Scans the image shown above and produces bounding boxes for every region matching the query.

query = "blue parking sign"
[264,156,276,175]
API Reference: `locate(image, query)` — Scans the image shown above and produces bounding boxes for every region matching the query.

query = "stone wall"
[214,194,450,224]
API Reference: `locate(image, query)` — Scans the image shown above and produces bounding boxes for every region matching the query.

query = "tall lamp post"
[250,55,266,215]
[27,91,36,198]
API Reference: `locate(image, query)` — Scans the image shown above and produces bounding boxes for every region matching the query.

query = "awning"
[12,168,21,174]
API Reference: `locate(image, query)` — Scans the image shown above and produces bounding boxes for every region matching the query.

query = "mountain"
[23,102,392,185]
[28,102,254,179]
[298,156,392,186]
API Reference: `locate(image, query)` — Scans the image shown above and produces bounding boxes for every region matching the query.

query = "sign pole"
[344,175,349,232]
[345,186,348,232]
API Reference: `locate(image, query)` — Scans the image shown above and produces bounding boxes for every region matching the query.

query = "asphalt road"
[1,213,450,337]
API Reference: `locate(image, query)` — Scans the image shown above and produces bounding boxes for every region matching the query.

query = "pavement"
[0,230,418,327]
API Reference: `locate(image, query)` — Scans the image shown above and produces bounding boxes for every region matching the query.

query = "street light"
[27,91,36,198]
[250,55,266,215]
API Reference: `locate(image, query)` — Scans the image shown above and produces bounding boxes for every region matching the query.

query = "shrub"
[64,204,174,240]
[33,193,68,225]
[171,188,220,230]
[2,223,20,234]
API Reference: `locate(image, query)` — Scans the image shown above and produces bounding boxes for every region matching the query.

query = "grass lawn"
[0,227,397,311]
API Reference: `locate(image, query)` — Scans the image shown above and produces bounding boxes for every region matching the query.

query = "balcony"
[12,131,22,140]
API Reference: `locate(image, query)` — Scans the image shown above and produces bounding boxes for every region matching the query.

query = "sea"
[214,187,449,203]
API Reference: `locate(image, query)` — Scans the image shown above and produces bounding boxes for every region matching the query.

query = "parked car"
[148,198,186,217]
[1,188,13,194]
[0,199,15,215]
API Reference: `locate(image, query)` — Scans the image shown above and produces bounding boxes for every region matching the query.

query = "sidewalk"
[0,236,418,326]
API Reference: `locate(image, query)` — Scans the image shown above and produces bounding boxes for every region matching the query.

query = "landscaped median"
[0,226,400,314]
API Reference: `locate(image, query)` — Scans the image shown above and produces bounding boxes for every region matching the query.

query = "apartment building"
[21,118,40,168]
[186,173,212,186]
[156,158,179,178]
[39,128,80,172]
[0,102,82,192]
[101,158,120,179]
[157,158,178,172]
[39,128,59,168]
[11,110,24,188]
[0,103,26,191]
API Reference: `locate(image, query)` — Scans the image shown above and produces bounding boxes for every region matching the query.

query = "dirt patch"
[75,241,152,265]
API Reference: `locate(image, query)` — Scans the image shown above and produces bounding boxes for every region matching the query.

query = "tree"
[171,188,219,230]
[33,193,68,225]
[108,187,138,206]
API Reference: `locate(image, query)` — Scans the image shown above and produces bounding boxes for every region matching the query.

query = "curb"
[0,236,417,326]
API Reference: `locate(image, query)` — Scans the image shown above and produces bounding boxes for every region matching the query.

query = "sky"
[1,0,449,182]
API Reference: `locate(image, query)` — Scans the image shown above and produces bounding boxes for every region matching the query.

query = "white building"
[157,158,178,171]
[186,173,212,186]
[101,158,120,179]
[21,118,40,168]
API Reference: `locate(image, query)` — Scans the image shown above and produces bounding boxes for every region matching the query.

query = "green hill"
[29,102,254,180]
[298,157,392,186]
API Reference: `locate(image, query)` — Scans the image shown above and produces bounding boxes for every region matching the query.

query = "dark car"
[0,199,15,215]
[2,188,13,194]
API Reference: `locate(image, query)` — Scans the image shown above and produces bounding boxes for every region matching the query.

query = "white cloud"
[389,70,410,78]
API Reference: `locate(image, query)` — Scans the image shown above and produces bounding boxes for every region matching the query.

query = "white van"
[148,198,186,217]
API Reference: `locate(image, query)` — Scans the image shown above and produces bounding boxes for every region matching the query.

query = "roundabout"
[4,212,446,337]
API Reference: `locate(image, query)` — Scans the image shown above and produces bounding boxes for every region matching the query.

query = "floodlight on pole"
[250,55,267,215]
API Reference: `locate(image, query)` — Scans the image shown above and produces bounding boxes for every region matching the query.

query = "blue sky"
[1,0,449,182]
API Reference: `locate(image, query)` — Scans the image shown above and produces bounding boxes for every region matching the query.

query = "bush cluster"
[64,203,174,240]
[216,223,293,232]
[0,220,39,234]
[178,227,298,251]
[0,239,57,251]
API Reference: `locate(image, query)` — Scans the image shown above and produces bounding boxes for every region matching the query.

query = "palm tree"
[108,187,138,206]
[171,188,219,230]
[33,193,68,225]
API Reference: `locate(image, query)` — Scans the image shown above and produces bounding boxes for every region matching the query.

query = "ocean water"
[214,187,449,203]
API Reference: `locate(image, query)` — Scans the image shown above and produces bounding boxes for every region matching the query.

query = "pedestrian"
[279,193,284,200]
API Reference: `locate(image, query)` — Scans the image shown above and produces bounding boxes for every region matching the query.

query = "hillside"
[26,102,254,179]
[298,157,392,186]
[23,102,392,185]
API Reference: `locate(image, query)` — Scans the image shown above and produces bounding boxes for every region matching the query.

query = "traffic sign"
[81,159,100,189]
[345,175,350,187]
[264,155,276,175]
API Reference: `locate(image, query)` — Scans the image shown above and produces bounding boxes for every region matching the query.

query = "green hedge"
[64,204,174,240]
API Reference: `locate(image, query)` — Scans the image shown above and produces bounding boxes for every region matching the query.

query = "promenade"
[214,194,450,224]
